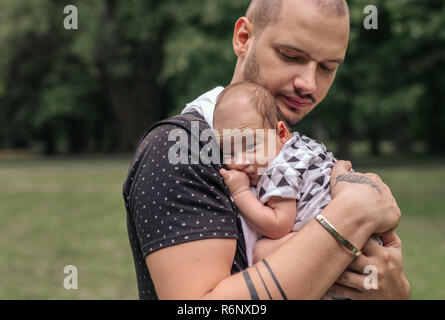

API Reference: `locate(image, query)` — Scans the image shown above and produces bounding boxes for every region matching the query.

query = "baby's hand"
[220,168,250,197]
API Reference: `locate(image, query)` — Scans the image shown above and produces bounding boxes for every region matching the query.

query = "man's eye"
[279,52,303,62]
[319,64,335,74]
[246,144,256,151]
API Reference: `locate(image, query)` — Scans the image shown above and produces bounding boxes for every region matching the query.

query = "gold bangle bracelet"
[316,214,362,257]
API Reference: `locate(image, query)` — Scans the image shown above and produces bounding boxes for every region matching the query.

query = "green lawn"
[355,160,445,299]
[0,156,137,299]
[0,156,444,299]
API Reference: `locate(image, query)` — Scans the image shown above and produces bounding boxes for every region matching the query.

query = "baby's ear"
[276,121,291,144]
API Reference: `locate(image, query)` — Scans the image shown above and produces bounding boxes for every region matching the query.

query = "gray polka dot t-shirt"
[123,112,248,300]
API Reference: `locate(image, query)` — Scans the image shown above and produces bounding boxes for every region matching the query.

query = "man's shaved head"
[313,0,349,16]
[246,0,349,35]
[235,0,351,125]
[246,0,284,36]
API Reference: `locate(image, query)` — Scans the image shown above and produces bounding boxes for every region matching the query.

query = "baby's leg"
[252,232,297,265]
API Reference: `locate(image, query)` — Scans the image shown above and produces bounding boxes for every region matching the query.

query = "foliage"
[0,0,443,155]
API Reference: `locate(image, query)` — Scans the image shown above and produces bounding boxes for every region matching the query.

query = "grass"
[0,155,444,299]
[0,156,137,299]
[354,160,445,299]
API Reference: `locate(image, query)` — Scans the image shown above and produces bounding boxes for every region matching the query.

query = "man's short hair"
[246,0,284,36]
[246,0,349,35]
[214,81,288,130]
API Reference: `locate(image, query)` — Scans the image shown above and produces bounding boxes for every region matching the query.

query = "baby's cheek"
[252,153,268,168]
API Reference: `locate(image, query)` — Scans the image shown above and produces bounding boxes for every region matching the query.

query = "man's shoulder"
[134,111,208,157]
[123,111,221,212]
[125,111,217,190]
[146,111,208,139]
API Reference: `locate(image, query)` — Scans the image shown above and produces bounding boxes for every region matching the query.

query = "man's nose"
[293,61,317,95]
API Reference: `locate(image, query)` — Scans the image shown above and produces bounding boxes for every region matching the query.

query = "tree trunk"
[95,1,172,149]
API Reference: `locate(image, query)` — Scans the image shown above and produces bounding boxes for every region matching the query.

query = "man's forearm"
[204,192,376,299]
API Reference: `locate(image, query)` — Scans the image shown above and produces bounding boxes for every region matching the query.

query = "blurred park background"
[0,0,444,299]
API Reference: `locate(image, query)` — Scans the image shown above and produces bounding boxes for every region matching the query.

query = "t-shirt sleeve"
[127,123,239,258]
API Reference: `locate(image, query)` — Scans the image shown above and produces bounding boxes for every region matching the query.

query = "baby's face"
[214,96,285,186]
[220,128,283,186]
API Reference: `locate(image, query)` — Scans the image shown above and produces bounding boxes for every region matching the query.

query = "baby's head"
[213,82,291,185]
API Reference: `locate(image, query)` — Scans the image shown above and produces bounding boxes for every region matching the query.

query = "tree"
[0,0,444,156]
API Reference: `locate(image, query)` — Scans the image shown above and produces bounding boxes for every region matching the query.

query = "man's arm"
[147,191,373,299]
[252,232,297,265]
[328,166,410,299]
[147,238,239,299]
[147,160,401,299]
[251,230,410,299]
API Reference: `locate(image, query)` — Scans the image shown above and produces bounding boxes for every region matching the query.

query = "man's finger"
[361,235,383,256]
[328,283,363,300]
[330,160,353,198]
[377,229,402,248]
[335,270,366,290]
[364,172,383,183]
[330,160,353,182]
[348,254,371,274]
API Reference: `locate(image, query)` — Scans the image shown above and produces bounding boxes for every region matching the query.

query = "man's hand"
[220,168,250,197]
[328,230,410,299]
[330,160,401,234]
[328,161,408,299]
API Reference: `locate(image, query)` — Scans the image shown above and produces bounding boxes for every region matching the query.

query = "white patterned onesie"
[241,131,336,266]
[240,132,382,266]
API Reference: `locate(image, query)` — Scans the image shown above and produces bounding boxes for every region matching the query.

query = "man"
[124,0,410,299]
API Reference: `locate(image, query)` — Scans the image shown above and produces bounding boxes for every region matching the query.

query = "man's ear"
[233,17,253,58]
[276,121,291,144]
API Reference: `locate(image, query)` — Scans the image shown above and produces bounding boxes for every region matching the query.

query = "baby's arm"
[220,168,297,239]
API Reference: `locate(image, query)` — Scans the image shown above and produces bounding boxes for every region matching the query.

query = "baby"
[213,82,380,299]
[214,81,337,262]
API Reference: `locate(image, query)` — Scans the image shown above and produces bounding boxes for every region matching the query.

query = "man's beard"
[243,47,296,126]
[243,45,261,83]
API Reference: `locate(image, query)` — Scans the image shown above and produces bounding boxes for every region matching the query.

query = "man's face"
[241,0,350,125]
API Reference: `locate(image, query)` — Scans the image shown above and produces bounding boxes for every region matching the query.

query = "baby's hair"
[214,81,289,130]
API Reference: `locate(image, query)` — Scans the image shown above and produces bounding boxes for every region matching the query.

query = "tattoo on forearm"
[242,270,259,300]
[262,259,288,300]
[255,265,272,300]
[336,173,382,194]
